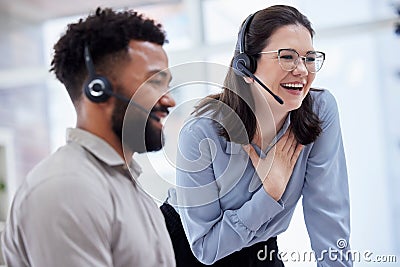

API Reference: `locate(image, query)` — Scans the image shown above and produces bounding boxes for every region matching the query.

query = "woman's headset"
[231,13,284,105]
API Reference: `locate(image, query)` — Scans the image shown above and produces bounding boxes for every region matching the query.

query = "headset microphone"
[232,13,284,105]
[83,44,160,122]
[238,64,284,105]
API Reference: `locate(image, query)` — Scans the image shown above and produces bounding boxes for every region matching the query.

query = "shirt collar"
[224,113,292,156]
[66,128,142,177]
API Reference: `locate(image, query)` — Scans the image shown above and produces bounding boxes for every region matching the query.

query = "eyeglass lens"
[278,49,324,73]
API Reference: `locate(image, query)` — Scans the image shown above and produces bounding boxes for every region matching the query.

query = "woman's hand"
[243,130,304,201]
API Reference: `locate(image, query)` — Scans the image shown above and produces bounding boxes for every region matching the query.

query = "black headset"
[83,44,114,103]
[232,13,258,77]
[232,13,284,105]
[82,44,161,121]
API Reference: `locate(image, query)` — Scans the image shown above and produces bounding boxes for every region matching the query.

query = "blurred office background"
[0,0,399,265]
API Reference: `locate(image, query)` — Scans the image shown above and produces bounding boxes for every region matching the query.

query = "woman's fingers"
[291,143,304,165]
[243,129,303,172]
[276,129,295,154]
[283,131,303,167]
[243,129,304,201]
[287,133,298,156]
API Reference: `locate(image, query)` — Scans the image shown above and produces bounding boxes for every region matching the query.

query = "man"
[1,7,176,267]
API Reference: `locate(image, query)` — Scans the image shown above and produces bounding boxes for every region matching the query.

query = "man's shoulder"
[28,142,94,183]
[15,142,110,209]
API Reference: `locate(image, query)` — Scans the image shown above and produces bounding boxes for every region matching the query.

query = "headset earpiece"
[232,53,257,77]
[84,75,112,103]
[81,43,164,119]
[83,44,113,103]
[232,13,257,77]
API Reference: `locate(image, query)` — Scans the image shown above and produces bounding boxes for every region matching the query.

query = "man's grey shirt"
[1,128,175,267]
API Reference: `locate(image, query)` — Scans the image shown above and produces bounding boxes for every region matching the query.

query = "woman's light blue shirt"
[167,89,351,266]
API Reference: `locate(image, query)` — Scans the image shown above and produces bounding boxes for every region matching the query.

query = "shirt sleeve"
[2,174,114,267]
[302,90,352,266]
[176,120,284,265]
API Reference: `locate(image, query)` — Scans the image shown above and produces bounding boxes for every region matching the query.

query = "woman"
[161,5,351,267]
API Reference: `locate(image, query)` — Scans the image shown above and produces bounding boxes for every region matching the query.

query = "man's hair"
[50,7,167,103]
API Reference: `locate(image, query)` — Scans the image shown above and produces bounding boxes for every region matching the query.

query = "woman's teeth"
[281,83,304,90]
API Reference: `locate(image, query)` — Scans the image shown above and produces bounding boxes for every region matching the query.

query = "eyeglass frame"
[257,48,326,73]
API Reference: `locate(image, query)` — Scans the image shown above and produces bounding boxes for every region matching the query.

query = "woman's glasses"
[258,48,325,73]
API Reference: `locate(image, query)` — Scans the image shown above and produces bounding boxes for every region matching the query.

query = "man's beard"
[111,98,164,153]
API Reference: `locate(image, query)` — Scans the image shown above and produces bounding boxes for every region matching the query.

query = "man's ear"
[243,76,254,84]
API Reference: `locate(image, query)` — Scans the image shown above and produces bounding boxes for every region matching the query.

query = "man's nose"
[159,92,176,107]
